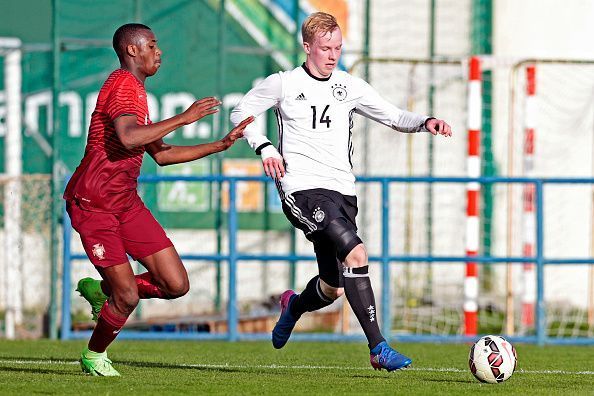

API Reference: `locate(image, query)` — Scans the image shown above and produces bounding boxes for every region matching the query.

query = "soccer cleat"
[76,277,107,322]
[80,348,121,377]
[370,341,412,372]
[271,290,299,349]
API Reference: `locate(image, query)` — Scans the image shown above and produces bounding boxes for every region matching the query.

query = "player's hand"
[220,116,254,149]
[263,156,285,180]
[181,97,221,125]
[426,118,452,137]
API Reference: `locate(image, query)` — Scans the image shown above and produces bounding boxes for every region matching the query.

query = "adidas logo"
[295,93,306,101]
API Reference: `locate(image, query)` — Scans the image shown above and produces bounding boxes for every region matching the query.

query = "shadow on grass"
[115,360,246,374]
[422,377,474,384]
[0,356,73,362]
[0,356,289,376]
[0,365,79,376]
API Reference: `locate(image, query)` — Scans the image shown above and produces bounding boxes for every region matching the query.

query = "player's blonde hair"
[301,12,340,44]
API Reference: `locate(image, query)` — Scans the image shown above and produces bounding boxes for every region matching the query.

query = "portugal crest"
[92,243,106,260]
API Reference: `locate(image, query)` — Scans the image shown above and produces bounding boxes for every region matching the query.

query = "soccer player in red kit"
[64,23,253,376]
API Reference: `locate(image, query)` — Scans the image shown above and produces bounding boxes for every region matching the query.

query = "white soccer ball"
[468,335,517,384]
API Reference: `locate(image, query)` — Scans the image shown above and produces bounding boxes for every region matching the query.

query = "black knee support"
[324,218,362,262]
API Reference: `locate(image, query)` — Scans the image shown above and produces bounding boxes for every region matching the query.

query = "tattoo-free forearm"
[149,141,227,166]
[115,114,188,149]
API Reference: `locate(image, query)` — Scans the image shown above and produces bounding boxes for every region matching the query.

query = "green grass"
[0,340,592,395]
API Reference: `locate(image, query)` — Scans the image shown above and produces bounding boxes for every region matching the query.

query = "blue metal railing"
[61,175,594,345]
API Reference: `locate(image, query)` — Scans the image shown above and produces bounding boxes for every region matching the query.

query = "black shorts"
[282,188,359,288]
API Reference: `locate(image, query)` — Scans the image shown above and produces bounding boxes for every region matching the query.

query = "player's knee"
[321,283,343,300]
[324,218,363,262]
[163,277,190,299]
[344,244,367,268]
[112,287,139,314]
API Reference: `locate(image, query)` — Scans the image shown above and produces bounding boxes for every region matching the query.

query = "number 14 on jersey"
[311,105,331,129]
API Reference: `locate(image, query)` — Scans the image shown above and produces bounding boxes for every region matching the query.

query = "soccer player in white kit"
[231,12,452,371]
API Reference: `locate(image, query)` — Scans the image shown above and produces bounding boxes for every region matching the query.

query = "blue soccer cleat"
[272,290,299,349]
[370,341,412,372]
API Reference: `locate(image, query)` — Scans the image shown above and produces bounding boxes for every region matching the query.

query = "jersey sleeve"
[105,75,141,121]
[230,73,282,153]
[354,78,429,133]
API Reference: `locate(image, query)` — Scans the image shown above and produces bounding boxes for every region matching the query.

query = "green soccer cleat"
[76,277,107,321]
[80,348,120,377]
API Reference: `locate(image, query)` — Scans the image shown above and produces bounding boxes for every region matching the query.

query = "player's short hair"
[112,23,152,60]
[301,12,339,44]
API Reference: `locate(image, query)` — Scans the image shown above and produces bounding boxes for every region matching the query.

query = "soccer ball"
[468,335,517,384]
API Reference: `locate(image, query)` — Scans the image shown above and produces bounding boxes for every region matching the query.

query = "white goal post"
[1,37,23,340]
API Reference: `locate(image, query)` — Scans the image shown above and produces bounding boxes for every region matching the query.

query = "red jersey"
[64,69,151,212]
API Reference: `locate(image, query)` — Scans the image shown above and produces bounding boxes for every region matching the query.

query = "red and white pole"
[522,65,537,329]
[465,56,482,336]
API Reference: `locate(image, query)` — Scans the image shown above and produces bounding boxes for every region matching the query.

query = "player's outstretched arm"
[146,116,254,166]
[114,97,221,149]
[425,118,453,137]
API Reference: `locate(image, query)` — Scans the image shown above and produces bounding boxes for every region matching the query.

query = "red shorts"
[66,200,173,267]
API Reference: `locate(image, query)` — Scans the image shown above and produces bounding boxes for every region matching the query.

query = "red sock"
[135,272,167,299]
[88,301,128,353]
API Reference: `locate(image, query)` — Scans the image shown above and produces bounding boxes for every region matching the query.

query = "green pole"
[471,0,494,292]
[363,0,370,81]
[360,0,371,242]
[288,0,300,291]
[293,0,300,66]
[424,0,437,304]
[214,0,226,312]
[49,0,61,340]
[134,0,144,320]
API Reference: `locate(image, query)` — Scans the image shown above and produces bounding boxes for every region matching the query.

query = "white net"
[0,174,51,338]
[503,61,594,337]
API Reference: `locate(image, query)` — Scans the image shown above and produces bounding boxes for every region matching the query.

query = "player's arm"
[355,80,452,137]
[230,73,285,179]
[114,97,221,150]
[146,116,254,166]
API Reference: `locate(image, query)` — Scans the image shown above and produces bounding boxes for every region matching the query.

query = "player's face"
[136,30,162,77]
[304,27,342,78]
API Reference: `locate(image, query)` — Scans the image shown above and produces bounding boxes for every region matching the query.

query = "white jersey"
[230,64,430,197]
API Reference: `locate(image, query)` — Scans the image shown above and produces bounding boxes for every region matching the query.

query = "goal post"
[1,37,22,340]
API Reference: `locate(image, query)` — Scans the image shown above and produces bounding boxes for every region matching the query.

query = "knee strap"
[324,218,362,261]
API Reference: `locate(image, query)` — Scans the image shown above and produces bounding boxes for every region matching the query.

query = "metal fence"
[61,175,594,345]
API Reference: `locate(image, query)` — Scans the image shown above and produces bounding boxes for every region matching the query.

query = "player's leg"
[91,263,139,350]
[74,205,177,322]
[80,204,189,304]
[326,219,384,348]
[289,235,344,317]
[135,245,189,299]
[65,201,142,376]
[121,204,189,299]
[79,262,138,376]
[327,218,412,371]
[272,234,344,349]
[77,258,184,308]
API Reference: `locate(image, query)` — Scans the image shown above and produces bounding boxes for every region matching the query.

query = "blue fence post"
[535,180,545,346]
[61,204,72,340]
[228,179,239,341]
[381,179,391,337]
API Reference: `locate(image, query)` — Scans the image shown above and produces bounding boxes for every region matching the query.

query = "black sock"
[343,265,385,350]
[290,275,334,317]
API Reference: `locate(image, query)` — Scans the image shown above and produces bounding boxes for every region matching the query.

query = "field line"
[0,359,593,375]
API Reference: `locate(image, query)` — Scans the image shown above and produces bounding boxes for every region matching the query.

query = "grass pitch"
[0,340,592,395]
